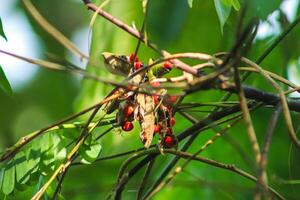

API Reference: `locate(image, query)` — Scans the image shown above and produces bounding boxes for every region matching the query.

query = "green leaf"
[0,18,7,41]
[35,175,44,194]
[61,127,79,140]
[0,168,4,189]
[0,65,12,95]
[79,141,102,164]
[230,0,240,10]
[187,0,193,8]
[42,133,67,170]
[15,152,30,185]
[214,0,232,34]
[25,142,41,175]
[54,147,67,161]
[1,161,15,195]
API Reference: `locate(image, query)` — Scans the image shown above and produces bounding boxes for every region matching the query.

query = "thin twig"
[31,106,103,200]
[241,57,300,149]
[239,67,299,91]
[115,149,285,200]
[232,58,261,164]
[0,101,107,163]
[129,53,214,78]
[221,84,300,112]
[81,0,205,76]
[1,119,115,162]
[180,111,255,169]
[254,104,282,200]
[119,104,252,198]
[31,93,121,200]
[51,162,71,200]
[95,126,114,141]
[137,159,156,200]
[215,13,300,113]
[145,103,261,199]
[256,14,300,65]
[145,118,242,199]
[0,49,125,87]
[22,0,88,59]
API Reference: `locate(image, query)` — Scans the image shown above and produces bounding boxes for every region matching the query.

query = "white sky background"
[0,0,41,89]
[0,0,89,90]
[0,0,299,92]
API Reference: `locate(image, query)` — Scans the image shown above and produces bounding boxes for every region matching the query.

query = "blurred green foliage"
[0,0,300,199]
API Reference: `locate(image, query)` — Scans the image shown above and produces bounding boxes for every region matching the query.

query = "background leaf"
[214,0,232,33]
[0,18,7,41]
[230,0,240,10]
[0,65,12,95]
[187,0,193,8]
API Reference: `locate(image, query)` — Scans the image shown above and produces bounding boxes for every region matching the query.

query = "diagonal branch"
[113,104,252,198]
[23,0,88,59]
[145,118,242,200]
[232,58,261,164]
[255,104,282,200]
[114,149,286,200]
[81,0,201,76]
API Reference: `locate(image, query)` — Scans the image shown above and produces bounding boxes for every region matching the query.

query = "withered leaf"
[136,93,155,148]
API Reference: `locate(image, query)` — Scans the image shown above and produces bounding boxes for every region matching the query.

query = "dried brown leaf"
[136,93,155,148]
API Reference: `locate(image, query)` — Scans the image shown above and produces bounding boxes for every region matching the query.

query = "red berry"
[163,61,173,70]
[151,81,160,87]
[169,95,177,103]
[135,61,143,70]
[129,54,138,62]
[163,135,174,148]
[153,95,159,105]
[170,117,175,126]
[166,127,172,134]
[124,105,134,117]
[122,121,134,132]
[154,124,161,134]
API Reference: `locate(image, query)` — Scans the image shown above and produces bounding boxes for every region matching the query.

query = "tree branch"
[115,149,286,200]
[81,0,202,76]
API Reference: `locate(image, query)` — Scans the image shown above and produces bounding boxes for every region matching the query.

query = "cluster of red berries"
[121,104,135,132]
[153,94,177,148]
[119,97,177,148]
[129,53,173,72]
[118,54,177,148]
[118,105,133,132]
[129,53,143,70]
